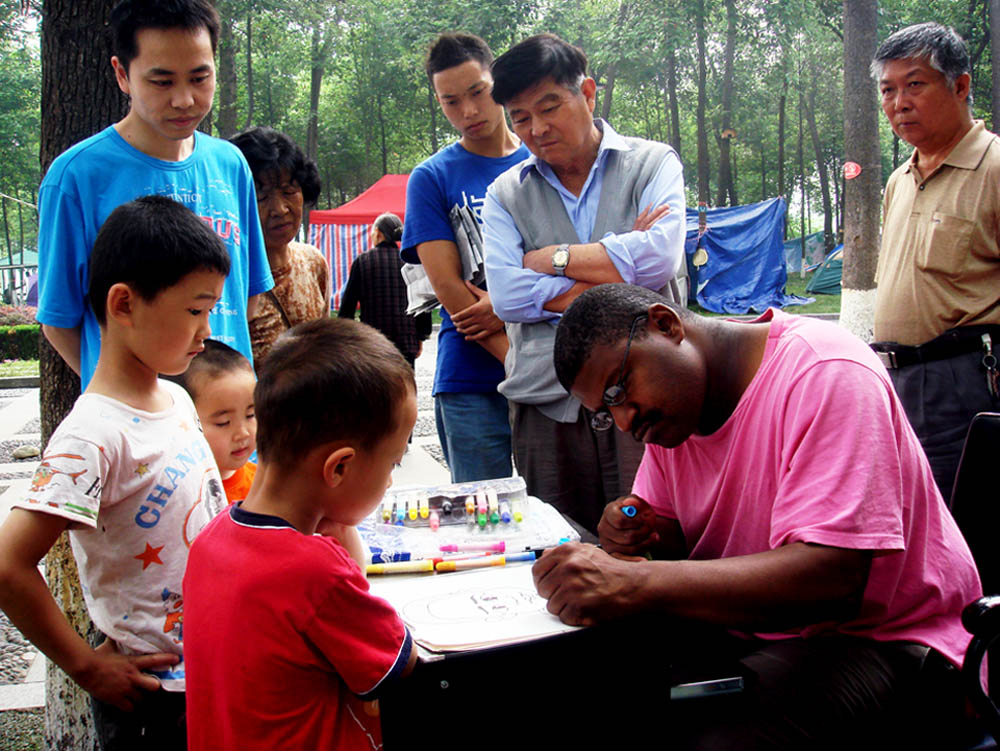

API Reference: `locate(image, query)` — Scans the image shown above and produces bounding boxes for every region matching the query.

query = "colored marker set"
[377,478,528,531]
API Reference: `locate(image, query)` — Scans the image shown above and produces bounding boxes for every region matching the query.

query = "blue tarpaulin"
[685,197,812,314]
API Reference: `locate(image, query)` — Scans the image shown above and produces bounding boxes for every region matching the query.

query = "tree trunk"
[841,0,881,342]
[798,84,806,277]
[760,137,766,201]
[216,9,238,138]
[306,24,329,166]
[427,79,438,155]
[778,68,788,237]
[665,45,681,158]
[243,11,253,130]
[598,1,631,123]
[992,0,1000,130]
[40,1,128,747]
[805,83,834,250]
[715,0,737,206]
[694,0,710,206]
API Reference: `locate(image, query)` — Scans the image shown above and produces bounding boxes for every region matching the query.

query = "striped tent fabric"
[307,174,409,310]
[307,222,369,309]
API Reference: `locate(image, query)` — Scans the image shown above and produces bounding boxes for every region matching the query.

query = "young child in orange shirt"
[172,340,257,503]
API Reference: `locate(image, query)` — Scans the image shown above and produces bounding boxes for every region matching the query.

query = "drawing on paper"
[401,586,547,625]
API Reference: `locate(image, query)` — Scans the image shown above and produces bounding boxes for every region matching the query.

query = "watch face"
[553,248,570,268]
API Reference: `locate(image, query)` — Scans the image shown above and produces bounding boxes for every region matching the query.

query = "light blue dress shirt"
[482,119,686,323]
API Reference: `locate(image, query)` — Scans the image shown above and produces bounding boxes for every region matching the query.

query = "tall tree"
[39,1,125,746]
[715,0,737,206]
[694,0,710,206]
[841,0,880,342]
[805,74,834,250]
[215,1,238,138]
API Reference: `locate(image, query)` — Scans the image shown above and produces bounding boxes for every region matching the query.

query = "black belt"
[871,325,1000,370]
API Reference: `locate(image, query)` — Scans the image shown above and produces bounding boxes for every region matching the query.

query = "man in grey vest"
[482,33,687,532]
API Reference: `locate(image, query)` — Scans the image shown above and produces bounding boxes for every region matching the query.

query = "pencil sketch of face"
[402,586,544,624]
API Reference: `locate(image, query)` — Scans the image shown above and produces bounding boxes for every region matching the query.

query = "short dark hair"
[169,339,253,401]
[229,127,322,206]
[491,33,588,106]
[425,32,494,81]
[871,22,971,103]
[88,195,230,326]
[110,0,220,73]
[254,318,416,467]
[554,284,690,392]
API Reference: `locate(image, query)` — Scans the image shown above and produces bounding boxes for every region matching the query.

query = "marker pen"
[622,504,638,518]
[419,496,430,519]
[442,499,454,517]
[366,559,435,575]
[499,501,512,524]
[435,555,507,572]
[512,498,524,523]
[429,510,440,531]
[407,497,418,521]
[440,542,506,553]
[465,495,475,517]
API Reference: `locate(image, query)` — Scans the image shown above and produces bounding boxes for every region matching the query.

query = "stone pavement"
[0,333,451,720]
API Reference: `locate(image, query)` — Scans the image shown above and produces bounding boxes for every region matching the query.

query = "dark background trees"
[6,0,1000,245]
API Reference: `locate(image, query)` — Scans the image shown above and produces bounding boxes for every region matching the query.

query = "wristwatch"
[552,244,571,276]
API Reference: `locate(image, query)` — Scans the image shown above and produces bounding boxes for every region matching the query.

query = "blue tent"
[685,197,812,314]
[783,231,827,273]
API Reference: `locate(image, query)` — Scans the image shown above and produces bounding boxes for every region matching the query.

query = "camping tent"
[685,196,811,314]
[805,245,843,295]
[783,230,827,273]
[308,174,408,308]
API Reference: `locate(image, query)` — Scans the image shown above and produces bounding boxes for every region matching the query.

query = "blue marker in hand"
[622,504,638,518]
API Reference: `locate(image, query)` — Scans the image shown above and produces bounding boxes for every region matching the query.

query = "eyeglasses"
[590,314,648,432]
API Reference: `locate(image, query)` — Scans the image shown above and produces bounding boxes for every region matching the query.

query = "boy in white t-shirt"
[0,195,231,749]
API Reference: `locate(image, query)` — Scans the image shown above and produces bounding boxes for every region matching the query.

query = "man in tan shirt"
[871,22,1000,499]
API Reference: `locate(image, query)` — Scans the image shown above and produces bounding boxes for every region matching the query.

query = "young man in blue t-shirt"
[37,0,272,389]
[401,33,528,483]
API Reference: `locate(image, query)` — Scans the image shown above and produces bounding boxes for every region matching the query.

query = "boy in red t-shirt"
[183,317,418,750]
[171,340,257,503]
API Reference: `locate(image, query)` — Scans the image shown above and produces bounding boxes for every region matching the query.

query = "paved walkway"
[0,336,450,715]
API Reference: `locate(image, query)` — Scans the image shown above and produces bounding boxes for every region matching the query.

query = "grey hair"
[870,22,971,105]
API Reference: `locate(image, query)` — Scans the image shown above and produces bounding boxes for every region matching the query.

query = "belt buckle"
[877,350,898,369]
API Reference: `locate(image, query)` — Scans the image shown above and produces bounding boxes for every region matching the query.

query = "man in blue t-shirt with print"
[37,0,272,389]
[401,33,528,482]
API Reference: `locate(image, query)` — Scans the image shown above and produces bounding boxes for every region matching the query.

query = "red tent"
[307,174,409,308]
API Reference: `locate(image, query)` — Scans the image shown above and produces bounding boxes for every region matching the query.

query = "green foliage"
[0,323,39,360]
[4,0,1000,236]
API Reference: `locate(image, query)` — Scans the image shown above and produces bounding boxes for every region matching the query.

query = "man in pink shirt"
[539,283,981,749]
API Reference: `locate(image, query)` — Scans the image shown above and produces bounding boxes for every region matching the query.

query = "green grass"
[0,359,39,377]
[688,270,841,317]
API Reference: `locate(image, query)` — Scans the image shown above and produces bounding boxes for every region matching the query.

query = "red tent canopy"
[307,174,409,308]
[309,174,408,226]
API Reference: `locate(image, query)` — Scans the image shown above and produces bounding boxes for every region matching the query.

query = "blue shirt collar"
[516,119,630,183]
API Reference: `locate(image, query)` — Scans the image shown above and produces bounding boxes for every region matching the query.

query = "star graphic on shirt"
[135,543,165,570]
[134,463,149,477]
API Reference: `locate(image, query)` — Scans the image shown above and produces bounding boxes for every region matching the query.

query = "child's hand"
[597,495,659,557]
[77,640,178,711]
[316,519,368,572]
